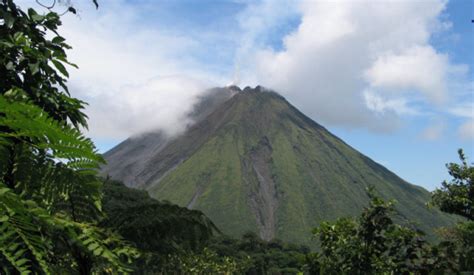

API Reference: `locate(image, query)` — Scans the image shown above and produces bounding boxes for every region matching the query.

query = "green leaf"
[28,63,40,75]
[27,9,43,22]
[51,36,66,44]
[88,243,99,251]
[13,32,24,43]
[3,13,15,28]
[31,14,44,22]
[51,60,69,77]
[0,41,15,48]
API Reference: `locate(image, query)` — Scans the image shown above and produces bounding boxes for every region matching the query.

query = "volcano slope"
[103,86,457,244]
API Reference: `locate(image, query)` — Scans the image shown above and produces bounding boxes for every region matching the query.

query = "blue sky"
[28,0,473,191]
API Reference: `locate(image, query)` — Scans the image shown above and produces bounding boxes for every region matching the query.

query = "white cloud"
[83,76,210,139]
[365,46,449,103]
[241,0,468,133]
[35,1,228,139]
[363,90,419,116]
[58,2,206,83]
[232,0,299,85]
[17,0,471,142]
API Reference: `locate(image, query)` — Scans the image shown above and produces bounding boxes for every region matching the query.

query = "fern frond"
[0,94,104,168]
[0,96,139,272]
[1,181,139,273]
[0,183,52,274]
[0,95,103,216]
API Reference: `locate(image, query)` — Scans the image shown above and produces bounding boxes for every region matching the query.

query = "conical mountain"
[103,86,456,244]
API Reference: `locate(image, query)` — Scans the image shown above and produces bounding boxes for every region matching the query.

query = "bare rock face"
[102,86,457,243]
[243,136,278,240]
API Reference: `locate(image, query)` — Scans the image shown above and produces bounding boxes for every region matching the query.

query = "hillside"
[103,86,457,244]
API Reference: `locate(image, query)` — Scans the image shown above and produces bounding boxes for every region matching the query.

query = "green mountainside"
[103,86,457,244]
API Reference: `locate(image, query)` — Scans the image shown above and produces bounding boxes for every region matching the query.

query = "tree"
[0,0,138,273]
[430,149,474,272]
[308,152,474,274]
[206,232,310,274]
[431,149,473,220]
[100,180,221,272]
[0,0,88,128]
[312,187,439,274]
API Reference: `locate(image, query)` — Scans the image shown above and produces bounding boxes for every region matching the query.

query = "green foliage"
[0,93,102,166]
[98,181,259,274]
[0,182,52,273]
[0,1,139,273]
[207,232,310,274]
[160,248,248,275]
[0,179,140,274]
[454,221,474,270]
[0,94,140,273]
[430,149,474,272]
[0,0,87,128]
[100,180,219,270]
[434,221,474,272]
[0,94,103,220]
[306,151,474,274]
[100,181,312,274]
[431,149,473,220]
[311,187,449,274]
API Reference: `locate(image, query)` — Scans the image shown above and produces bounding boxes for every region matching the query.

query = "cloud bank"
[43,1,227,139]
[243,0,469,134]
[83,76,210,139]
[22,0,470,142]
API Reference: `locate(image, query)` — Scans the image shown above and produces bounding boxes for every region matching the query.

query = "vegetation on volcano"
[108,84,458,245]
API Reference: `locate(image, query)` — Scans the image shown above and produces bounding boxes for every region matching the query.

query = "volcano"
[102,86,456,244]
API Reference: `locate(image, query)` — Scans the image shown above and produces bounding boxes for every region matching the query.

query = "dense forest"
[0,0,472,274]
